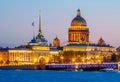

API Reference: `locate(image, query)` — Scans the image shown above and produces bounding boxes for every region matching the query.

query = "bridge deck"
[45,63,118,71]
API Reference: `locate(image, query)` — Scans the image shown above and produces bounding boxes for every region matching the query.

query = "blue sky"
[0,0,120,47]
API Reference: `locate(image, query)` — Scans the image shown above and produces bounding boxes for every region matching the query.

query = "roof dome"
[54,37,60,41]
[53,36,60,47]
[98,37,106,45]
[71,9,87,26]
[29,37,37,43]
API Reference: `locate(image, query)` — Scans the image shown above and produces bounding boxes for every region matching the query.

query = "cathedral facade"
[62,9,117,64]
[68,9,89,44]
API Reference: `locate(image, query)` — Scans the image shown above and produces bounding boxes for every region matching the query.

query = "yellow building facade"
[0,50,9,65]
[63,44,116,63]
[32,46,50,64]
[8,49,33,65]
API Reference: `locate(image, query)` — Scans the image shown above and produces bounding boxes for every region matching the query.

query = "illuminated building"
[32,46,50,64]
[62,9,117,64]
[53,36,60,47]
[0,48,9,65]
[8,49,33,65]
[68,9,89,44]
[48,36,62,63]
[50,47,63,63]
[25,14,50,64]
[7,14,62,65]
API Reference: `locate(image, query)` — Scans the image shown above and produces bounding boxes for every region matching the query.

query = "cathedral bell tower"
[68,9,89,44]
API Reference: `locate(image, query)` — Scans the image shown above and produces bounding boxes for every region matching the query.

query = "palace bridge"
[45,63,118,71]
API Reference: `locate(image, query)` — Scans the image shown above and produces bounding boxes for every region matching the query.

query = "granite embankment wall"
[0,64,45,70]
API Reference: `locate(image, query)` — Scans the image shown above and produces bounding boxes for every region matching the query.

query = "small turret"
[98,37,106,45]
[53,36,60,47]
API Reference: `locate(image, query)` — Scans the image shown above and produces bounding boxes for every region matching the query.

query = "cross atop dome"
[77,9,81,16]
[71,9,87,26]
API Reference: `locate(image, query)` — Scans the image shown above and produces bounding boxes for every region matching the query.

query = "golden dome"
[71,9,87,26]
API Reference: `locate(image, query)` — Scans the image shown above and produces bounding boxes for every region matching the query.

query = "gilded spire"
[39,11,42,35]
[77,9,81,16]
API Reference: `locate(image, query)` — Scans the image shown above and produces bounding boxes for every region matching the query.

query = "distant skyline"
[0,0,120,48]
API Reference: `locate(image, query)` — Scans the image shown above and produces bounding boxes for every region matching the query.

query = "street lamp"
[34,58,37,64]
[72,58,75,63]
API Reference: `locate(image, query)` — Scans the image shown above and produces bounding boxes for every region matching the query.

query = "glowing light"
[82,58,85,62]
[60,56,64,60]
[32,46,50,51]
[34,58,37,63]
[60,56,64,63]
[72,58,75,63]
[45,57,50,63]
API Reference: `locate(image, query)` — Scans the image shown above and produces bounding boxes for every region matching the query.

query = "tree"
[59,51,87,63]
[0,60,3,65]
[111,53,117,62]
[5,60,9,65]
[39,57,46,64]
[14,60,18,65]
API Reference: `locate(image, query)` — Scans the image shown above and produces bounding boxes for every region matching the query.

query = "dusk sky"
[0,0,120,48]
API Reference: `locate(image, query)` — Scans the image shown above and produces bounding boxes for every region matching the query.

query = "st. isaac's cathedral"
[62,9,116,63]
[0,9,118,65]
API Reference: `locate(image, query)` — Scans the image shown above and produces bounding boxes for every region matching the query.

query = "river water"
[0,70,120,82]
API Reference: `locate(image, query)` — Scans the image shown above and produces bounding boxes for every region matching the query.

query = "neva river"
[0,70,120,82]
